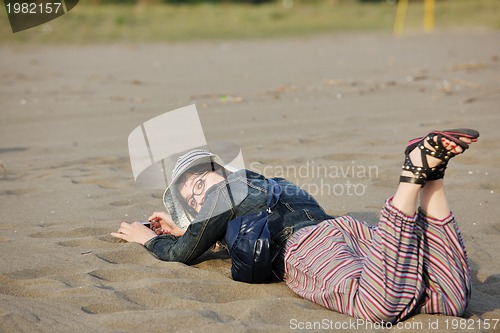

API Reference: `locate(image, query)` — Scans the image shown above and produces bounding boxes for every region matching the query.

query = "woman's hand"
[111,222,157,245]
[148,211,185,238]
[111,212,184,244]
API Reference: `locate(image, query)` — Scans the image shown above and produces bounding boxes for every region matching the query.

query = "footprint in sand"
[70,178,127,189]
[88,268,158,282]
[4,267,59,280]
[57,237,115,250]
[0,188,37,196]
[93,249,157,265]
[110,200,134,207]
[30,227,110,239]
[0,270,73,298]
[81,302,142,315]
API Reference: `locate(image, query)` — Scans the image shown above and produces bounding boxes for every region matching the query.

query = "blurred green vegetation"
[1,0,499,44]
[94,0,273,3]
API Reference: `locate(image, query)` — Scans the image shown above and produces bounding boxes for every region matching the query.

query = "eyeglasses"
[187,171,209,209]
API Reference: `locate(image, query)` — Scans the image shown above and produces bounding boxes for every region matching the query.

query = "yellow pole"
[423,0,435,32]
[393,0,409,36]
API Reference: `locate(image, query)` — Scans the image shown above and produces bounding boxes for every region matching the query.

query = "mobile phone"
[141,221,151,229]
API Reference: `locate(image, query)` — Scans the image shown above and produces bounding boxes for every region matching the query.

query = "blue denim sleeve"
[143,183,238,263]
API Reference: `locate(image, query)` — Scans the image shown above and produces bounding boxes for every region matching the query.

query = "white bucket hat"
[162,149,237,230]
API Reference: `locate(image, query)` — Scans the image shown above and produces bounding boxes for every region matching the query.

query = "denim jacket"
[144,169,334,280]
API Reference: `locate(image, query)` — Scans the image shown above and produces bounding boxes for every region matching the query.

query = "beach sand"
[0,30,499,332]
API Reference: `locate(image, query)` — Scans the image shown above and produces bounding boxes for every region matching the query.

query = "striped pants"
[284,198,471,323]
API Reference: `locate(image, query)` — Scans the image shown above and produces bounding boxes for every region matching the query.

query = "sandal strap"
[427,168,446,181]
[399,175,426,186]
[401,153,429,187]
[424,135,457,161]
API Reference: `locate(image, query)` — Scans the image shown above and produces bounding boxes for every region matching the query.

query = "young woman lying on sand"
[112,128,479,324]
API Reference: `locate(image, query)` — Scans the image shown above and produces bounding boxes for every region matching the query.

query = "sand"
[0,30,499,332]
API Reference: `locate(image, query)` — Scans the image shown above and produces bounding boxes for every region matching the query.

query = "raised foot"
[400,129,479,187]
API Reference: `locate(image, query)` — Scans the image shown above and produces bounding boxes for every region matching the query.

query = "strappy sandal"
[400,128,479,187]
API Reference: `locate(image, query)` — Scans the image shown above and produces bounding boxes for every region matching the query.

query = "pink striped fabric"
[283,198,471,323]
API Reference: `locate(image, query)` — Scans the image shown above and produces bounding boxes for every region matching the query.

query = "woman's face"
[179,171,225,213]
